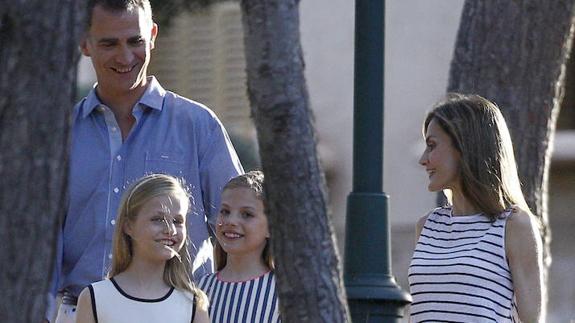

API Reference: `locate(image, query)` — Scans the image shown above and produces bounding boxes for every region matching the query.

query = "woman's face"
[419,118,462,192]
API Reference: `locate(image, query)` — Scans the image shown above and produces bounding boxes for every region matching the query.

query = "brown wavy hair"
[424,94,531,220]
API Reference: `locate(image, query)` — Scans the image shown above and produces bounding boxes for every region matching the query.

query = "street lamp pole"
[344,0,411,321]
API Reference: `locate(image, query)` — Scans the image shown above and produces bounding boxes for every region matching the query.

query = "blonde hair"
[110,173,207,308]
[214,171,274,271]
[424,94,531,220]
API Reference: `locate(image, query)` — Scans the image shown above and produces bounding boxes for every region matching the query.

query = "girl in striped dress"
[75,174,209,323]
[409,94,545,322]
[198,171,281,323]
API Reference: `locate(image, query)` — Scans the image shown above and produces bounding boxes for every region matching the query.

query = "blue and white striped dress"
[198,270,281,323]
[408,206,517,322]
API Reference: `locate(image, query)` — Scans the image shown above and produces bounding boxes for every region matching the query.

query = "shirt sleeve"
[199,117,244,228]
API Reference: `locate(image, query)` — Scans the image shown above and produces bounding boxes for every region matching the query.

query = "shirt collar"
[81,76,166,118]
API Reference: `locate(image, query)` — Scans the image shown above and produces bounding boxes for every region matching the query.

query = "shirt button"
[111,127,117,132]
[111,219,116,225]
[108,254,113,259]
[113,187,119,193]
[116,155,122,161]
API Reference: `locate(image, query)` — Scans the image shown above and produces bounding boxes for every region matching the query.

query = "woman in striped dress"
[198,171,281,323]
[409,94,545,322]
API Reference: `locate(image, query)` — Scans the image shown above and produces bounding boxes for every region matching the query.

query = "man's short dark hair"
[86,0,153,30]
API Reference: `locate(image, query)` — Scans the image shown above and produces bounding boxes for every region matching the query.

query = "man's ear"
[150,23,158,50]
[80,35,91,57]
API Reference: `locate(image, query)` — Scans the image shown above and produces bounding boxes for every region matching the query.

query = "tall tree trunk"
[0,2,84,321]
[240,1,350,322]
[448,0,575,270]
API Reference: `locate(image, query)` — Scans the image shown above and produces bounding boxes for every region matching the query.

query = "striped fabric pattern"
[198,271,281,323]
[408,207,516,322]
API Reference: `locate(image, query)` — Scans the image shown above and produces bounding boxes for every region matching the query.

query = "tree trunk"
[448,0,575,269]
[240,1,350,322]
[0,2,85,321]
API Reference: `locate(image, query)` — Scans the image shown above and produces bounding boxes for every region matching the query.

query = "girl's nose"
[219,215,237,226]
[162,217,176,235]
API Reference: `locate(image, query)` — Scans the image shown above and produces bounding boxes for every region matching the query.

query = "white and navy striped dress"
[408,206,517,322]
[197,270,281,323]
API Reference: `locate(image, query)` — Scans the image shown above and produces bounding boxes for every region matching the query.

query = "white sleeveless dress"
[88,278,196,323]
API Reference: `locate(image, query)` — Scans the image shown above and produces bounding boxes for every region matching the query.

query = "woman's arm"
[415,212,430,242]
[506,208,546,323]
[75,287,96,323]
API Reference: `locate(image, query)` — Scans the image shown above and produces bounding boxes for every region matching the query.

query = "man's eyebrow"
[97,38,118,44]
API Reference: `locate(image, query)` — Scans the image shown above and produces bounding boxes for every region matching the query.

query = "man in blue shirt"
[49,0,243,322]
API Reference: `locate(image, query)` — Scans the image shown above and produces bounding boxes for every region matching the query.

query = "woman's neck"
[450,189,480,216]
[219,254,269,282]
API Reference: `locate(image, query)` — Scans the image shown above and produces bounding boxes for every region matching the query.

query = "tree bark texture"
[448,0,575,269]
[240,1,350,322]
[0,2,84,321]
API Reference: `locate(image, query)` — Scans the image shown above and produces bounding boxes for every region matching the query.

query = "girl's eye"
[219,209,230,216]
[241,211,254,218]
[173,218,184,225]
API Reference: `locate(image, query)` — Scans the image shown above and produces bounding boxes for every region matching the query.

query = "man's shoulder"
[163,90,219,121]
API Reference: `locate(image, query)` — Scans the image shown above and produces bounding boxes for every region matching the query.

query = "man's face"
[81,5,157,98]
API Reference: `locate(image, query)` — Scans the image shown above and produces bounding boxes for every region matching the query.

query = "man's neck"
[96,82,148,140]
[96,85,146,115]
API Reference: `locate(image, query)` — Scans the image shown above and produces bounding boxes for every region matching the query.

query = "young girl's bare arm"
[75,287,96,323]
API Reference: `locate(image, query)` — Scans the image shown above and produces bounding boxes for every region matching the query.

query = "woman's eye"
[242,212,254,218]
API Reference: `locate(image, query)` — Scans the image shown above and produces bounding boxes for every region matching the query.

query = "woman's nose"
[419,151,427,166]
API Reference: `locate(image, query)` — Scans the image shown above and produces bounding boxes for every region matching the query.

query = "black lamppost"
[343,0,411,321]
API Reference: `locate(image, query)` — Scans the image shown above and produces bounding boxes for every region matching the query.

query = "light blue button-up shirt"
[54,77,243,298]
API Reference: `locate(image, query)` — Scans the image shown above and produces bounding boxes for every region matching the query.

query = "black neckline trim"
[110,277,174,303]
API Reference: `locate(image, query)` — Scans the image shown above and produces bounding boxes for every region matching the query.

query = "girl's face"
[419,118,462,192]
[124,194,188,263]
[216,187,269,259]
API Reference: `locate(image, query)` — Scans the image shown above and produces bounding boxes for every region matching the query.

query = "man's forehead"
[89,5,152,29]
[87,6,152,38]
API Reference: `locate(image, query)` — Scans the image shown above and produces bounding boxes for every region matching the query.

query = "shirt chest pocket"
[144,151,187,177]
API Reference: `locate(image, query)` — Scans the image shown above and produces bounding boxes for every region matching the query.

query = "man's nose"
[116,45,134,64]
